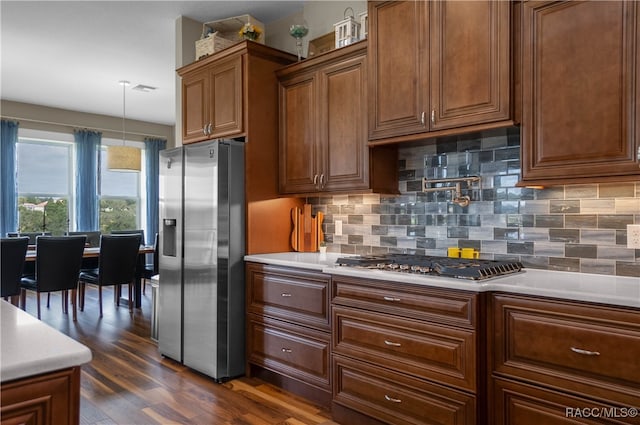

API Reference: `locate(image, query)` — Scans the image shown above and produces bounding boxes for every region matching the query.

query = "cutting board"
[291,204,324,252]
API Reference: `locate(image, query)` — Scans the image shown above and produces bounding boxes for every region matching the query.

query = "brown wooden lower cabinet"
[0,367,81,425]
[490,293,640,425]
[333,354,476,425]
[331,275,481,425]
[333,305,477,392]
[493,377,640,425]
[246,314,330,392]
[245,262,332,406]
[246,264,640,424]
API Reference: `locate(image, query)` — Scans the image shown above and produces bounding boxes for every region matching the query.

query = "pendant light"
[107,80,141,172]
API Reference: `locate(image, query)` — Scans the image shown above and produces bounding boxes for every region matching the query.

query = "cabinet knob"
[570,347,600,356]
[281,348,292,353]
[384,394,402,403]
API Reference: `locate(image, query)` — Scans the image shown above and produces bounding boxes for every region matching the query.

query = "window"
[16,131,74,235]
[99,139,146,233]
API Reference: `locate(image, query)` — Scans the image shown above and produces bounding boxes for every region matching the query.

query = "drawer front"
[333,354,476,425]
[493,377,640,425]
[332,276,477,328]
[333,306,476,392]
[247,315,330,390]
[492,294,640,405]
[247,263,330,330]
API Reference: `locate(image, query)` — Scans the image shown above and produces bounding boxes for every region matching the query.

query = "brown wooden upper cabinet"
[520,1,640,185]
[179,54,243,144]
[278,41,397,195]
[368,1,513,143]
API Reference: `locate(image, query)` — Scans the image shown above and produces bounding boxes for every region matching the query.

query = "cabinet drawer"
[333,354,476,425]
[246,263,330,330]
[247,315,330,390]
[333,306,476,392]
[332,276,477,328]
[492,294,640,405]
[493,377,640,425]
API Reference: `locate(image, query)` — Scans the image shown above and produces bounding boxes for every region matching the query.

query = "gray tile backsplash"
[310,127,640,277]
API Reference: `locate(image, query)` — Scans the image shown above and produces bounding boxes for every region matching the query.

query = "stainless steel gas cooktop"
[335,254,523,280]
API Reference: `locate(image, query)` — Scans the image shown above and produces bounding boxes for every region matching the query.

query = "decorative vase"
[289,24,309,61]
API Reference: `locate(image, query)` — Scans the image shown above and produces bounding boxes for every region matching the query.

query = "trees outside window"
[16,136,73,235]
[99,142,144,233]
[16,131,145,235]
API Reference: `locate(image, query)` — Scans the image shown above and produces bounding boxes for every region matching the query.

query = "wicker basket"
[195,32,236,61]
[194,15,265,61]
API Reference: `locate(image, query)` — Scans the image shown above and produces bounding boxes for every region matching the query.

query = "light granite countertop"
[245,252,640,309]
[0,301,92,382]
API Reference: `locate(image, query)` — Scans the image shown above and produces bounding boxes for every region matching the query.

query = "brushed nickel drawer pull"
[281,348,292,353]
[420,111,426,127]
[384,394,402,403]
[570,347,600,356]
[431,109,435,124]
[281,293,292,297]
[384,340,401,347]
[383,296,401,302]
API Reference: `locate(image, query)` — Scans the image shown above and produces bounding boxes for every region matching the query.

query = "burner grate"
[336,254,523,280]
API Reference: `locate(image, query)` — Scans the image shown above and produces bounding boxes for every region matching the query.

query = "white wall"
[1,100,174,146]
[173,1,367,144]
[266,1,367,57]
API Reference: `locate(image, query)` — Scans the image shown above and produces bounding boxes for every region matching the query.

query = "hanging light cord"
[120,80,130,146]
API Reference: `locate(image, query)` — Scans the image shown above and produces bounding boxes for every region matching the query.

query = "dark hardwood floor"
[18,285,338,425]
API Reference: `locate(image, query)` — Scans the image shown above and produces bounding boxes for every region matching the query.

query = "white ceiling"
[1,1,304,126]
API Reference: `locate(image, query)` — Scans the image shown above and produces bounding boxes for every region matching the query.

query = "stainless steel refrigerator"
[158,139,245,381]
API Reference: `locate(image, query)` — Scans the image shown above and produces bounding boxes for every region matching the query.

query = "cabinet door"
[1,368,81,425]
[368,1,429,140]
[319,54,369,191]
[431,1,510,130]
[521,1,640,183]
[209,55,243,138]
[279,72,319,194]
[182,69,209,144]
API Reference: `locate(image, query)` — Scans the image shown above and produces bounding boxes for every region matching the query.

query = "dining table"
[25,245,155,309]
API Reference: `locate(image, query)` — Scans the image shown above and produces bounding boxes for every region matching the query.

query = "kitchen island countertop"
[245,252,640,309]
[0,300,92,382]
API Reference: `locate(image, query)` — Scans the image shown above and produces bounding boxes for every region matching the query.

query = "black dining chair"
[139,232,159,295]
[66,230,101,247]
[78,234,141,317]
[111,229,145,244]
[111,229,147,295]
[11,231,52,244]
[1,237,30,307]
[20,235,86,320]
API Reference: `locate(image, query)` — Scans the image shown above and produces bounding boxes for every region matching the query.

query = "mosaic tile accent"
[311,127,640,277]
